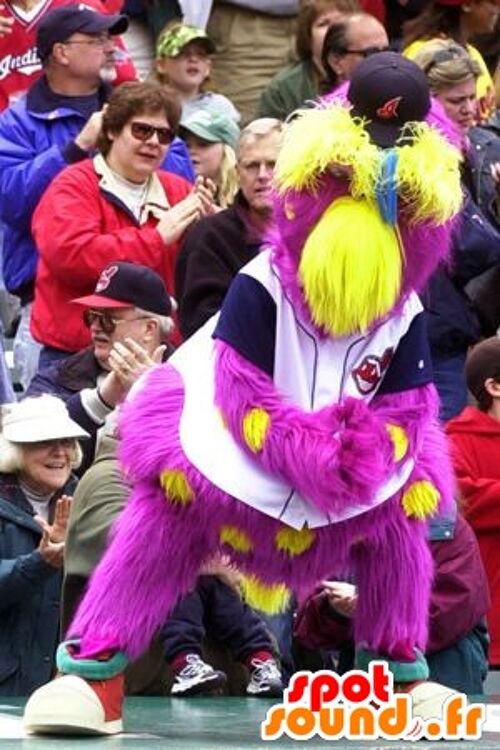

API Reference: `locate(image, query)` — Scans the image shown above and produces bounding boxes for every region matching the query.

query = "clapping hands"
[35,495,73,569]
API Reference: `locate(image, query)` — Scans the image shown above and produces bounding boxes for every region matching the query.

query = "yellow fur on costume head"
[275,102,462,225]
[276,105,380,198]
[298,196,402,337]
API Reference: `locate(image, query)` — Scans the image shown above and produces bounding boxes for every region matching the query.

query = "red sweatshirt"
[446,406,500,665]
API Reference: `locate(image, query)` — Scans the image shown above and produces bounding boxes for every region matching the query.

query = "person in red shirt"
[446,336,500,668]
[31,79,214,363]
[0,0,135,112]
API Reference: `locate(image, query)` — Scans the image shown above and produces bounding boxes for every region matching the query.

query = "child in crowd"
[295,508,490,694]
[447,336,500,670]
[154,21,240,122]
[160,558,283,697]
[179,106,240,209]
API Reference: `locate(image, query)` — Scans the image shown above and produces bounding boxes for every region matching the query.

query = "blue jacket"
[0,76,109,301]
[0,76,195,302]
[467,115,500,227]
[423,191,500,357]
[0,473,76,696]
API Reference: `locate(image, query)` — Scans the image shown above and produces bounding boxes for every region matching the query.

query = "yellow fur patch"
[160,469,194,505]
[395,123,462,224]
[275,104,380,195]
[401,480,440,519]
[275,526,315,556]
[386,424,409,462]
[274,104,462,227]
[298,196,402,336]
[242,408,270,453]
[219,525,253,553]
[240,575,291,614]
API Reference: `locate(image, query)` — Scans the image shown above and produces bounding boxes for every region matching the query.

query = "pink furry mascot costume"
[24,53,464,735]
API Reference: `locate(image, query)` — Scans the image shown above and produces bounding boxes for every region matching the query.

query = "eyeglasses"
[130,121,174,146]
[342,45,390,58]
[83,309,150,334]
[238,159,276,174]
[63,33,112,48]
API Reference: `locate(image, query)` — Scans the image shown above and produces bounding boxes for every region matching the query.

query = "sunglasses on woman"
[130,121,174,146]
[83,309,150,334]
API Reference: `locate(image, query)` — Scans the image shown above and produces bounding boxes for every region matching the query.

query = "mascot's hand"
[215,342,396,516]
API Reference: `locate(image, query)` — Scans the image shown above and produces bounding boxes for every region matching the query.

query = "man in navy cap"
[0,4,129,391]
[26,261,174,474]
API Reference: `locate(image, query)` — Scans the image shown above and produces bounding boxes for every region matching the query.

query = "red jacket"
[446,406,500,665]
[31,159,191,352]
[294,515,489,657]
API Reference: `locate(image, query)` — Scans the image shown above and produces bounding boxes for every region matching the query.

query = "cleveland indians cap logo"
[376,97,402,120]
[352,347,394,394]
[95,265,119,293]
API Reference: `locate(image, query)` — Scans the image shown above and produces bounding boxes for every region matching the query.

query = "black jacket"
[0,473,76,695]
[424,191,500,357]
[175,192,263,339]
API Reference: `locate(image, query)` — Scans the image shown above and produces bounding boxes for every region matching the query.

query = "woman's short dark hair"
[97,81,182,156]
[296,0,359,61]
[321,19,350,85]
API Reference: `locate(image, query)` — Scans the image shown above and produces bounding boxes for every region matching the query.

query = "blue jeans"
[432,352,468,423]
[259,597,296,685]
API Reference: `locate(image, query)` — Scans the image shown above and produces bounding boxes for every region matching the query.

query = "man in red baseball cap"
[25,262,174,474]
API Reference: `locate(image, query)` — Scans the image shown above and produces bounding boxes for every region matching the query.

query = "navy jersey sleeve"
[213,273,277,377]
[377,312,433,395]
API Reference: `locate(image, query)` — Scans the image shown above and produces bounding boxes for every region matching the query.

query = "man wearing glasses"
[0,5,129,390]
[26,261,174,474]
[321,12,389,92]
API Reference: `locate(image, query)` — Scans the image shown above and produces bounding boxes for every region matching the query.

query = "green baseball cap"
[156,23,215,58]
[180,109,240,150]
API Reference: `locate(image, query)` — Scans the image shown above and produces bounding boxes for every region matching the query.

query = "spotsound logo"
[261,663,485,742]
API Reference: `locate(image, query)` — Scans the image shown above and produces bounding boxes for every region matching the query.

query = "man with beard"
[26,262,175,474]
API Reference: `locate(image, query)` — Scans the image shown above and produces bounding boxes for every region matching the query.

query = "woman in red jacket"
[31,80,213,363]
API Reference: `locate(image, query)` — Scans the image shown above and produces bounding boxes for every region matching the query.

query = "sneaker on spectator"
[171,654,227,696]
[246,658,283,697]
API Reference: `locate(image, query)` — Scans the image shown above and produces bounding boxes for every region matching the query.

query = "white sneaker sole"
[409,681,460,722]
[171,670,227,696]
[23,675,122,736]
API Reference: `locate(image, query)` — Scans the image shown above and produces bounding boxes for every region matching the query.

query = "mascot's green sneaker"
[23,641,127,736]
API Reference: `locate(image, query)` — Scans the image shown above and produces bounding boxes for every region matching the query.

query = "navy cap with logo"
[36,3,129,62]
[72,262,172,316]
[347,51,431,148]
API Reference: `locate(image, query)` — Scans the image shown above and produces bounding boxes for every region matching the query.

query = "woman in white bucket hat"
[0,395,88,696]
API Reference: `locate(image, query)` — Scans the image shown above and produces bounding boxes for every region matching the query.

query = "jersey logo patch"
[352,347,394,394]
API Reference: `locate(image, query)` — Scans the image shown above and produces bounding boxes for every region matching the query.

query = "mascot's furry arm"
[215,341,452,519]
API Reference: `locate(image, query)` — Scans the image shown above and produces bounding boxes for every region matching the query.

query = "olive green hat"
[156,23,215,58]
